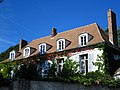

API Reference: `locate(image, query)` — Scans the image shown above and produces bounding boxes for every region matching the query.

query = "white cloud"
[0,38,16,45]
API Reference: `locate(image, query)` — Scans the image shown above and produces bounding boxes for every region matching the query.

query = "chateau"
[3,9,120,77]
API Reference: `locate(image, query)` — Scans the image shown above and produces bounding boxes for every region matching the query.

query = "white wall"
[69,48,103,72]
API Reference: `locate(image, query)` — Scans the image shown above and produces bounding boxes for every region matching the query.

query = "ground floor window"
[57,58,64,73]
[37,60,52,78]
[79,54,88,74]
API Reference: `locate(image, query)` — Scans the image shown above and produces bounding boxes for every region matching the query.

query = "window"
[39,43,46,54]
[57,39,65,51]
[23,47,30,58]
[79,54,88,74]
[41,60,52,78]
[57,58,64,73]
[79,33,88,47]
[9,50,15,61]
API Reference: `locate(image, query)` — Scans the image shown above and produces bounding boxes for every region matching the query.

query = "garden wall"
[12,80,120,90]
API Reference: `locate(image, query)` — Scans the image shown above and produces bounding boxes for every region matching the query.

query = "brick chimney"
[19,39,28,50]
[52,28,57,37]
[108,9,118,46]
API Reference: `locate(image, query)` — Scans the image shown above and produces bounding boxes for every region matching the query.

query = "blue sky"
[0,0,120,53]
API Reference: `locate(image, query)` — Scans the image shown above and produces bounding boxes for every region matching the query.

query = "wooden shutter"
[88,53,94,72]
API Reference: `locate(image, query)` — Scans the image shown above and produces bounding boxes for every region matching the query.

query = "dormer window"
[23,47,30,58]
[9,50,15,61]
[79,33,88,47]
[57,39,65,51]
[39,43,46,54]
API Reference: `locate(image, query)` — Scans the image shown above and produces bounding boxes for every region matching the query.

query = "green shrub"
[0,73,3,86]
[59,58,79,78]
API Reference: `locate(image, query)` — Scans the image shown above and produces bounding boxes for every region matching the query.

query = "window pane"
[80,55,84,60]
[81,70,85,73]
[80,54,88,74]
[81,36,83,45]
[81,61,84,65]
[57,58,64,72]
[59,41,61,50]
[85,60,88,73]
[25,49,29,56]
[81,65,85,69]
[11,53,14,59]
[40,45,46,54]
[84,36,86,45]
[62,40,64,50]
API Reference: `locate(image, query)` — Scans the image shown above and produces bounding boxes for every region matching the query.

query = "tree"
[0,44,19,62]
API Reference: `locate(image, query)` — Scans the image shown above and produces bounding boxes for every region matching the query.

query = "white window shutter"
[88,53,94,72]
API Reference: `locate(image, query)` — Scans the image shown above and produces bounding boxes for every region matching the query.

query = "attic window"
[23,47,30,58]
[39,43,46,54]
[57,39,65,51]
[9,50,15,61]
[79,33,88,47]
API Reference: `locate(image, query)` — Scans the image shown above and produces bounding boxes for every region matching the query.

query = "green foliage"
[0,63,10,78]
[93,54,105,74]
[16,63,37,80]
[48,61,57,78]
[0,54,120,87]
[0,44,19,62]
[0,62,18,79]
[0,60,119,87]
[70,71,120,87]
[101,74,117,87]
[59,58,79,78]
[96,43,109,74]
[0,72,3,86]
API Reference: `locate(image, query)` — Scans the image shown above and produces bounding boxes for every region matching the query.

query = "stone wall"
[12,80,120,90]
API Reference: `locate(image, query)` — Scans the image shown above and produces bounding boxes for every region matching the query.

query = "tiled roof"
[3,23,112,61]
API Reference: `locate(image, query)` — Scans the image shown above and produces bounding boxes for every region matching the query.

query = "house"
[2,9,120,77]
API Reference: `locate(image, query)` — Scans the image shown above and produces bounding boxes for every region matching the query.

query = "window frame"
[79,33,88,47]
[23,47,30,58]
[79,54,88,74]
[9,50,15,61]
[39,43,46,54]
[57,38,65,51]
[57,58,64,73]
